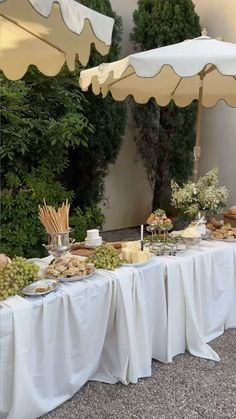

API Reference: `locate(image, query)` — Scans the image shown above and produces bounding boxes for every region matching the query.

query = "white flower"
[171,168,229,218]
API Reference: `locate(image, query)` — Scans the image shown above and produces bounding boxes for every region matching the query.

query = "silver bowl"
[43,232,74,258]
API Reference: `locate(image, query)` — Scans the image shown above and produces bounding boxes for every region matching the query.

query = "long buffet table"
[1,241,236,419]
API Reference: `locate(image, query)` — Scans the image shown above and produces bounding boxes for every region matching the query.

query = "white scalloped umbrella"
[80,30,236,179]
[0,0,114,80]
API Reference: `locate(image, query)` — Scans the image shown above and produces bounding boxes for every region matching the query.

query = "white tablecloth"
[162,240,236,361]
[94,241,236,385]
[1,241,236,419]
[0,275,116,419]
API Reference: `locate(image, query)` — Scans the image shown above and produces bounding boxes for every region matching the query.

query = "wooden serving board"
[224,214,236,228]
[71,242,122,258]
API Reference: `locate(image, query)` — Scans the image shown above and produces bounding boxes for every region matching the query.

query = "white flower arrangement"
[171,168,229,219]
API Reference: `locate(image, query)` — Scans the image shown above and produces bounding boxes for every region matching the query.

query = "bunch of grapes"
[0,257,39,301]
[87,244,121,270]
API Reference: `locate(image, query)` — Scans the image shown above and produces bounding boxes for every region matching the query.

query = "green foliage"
[0,171,73,258]
[65,0,127,208]
[0,169,104,257]
[130,0,201,49]
[130,0,201,210]
[70,207,105,242]
[171,168,229,219]
[0,66,95,257]
[0,0,125,257]
[0,67,93,178]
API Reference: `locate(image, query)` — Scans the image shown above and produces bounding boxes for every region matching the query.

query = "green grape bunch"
[87,244,121,271]
[0,257,39,301]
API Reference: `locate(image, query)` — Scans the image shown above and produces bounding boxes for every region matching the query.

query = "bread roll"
[228,206,236,215]
[71,249,91,257]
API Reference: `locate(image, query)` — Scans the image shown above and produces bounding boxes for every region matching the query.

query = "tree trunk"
[152,178,161,210]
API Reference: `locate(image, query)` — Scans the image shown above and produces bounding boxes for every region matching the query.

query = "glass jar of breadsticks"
[39,200,74,258]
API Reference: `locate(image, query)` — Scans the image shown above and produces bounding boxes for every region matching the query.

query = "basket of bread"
[224,206,236,228]
[207,218,236,241]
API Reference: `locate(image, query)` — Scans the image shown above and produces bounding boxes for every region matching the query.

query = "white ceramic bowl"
[85,237,102,247]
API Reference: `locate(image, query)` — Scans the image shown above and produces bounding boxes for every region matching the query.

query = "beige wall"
[102,0,236,231]
[102,0,152,231]
[193,0,236,207]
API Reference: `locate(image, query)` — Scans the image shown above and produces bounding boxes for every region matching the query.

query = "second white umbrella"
[80,30,236,179]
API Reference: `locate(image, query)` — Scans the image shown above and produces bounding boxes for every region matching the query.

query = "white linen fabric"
[92,261,167,384]
[161,241,236,361]
[223,243,236,329]
[0,276,115,419]
[0,242,236,419]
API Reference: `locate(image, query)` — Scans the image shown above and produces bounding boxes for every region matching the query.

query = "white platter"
[209,237,236,243]
[121,258,153,268]
[22,279,59,296]
[58,271,96,282]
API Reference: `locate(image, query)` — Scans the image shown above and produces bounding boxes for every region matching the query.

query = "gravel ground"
[41,227,236,419]
[101,221,188,243]
[101,226,144,242]
[41,330,236,419]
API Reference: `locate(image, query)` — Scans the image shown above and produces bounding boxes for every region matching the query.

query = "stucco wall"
[101,0,152,231]
[193,0,236,206]
[102,0,236,231]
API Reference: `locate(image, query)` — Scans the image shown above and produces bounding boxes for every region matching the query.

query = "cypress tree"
[130,0,201,210]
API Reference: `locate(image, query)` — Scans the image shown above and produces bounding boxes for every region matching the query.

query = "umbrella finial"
[201,28,208,37]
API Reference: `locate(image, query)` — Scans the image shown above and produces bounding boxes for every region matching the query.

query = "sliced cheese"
[121,248,132,263]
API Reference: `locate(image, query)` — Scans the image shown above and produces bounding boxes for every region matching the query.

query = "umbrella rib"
[0,13,66,56]
[202,65,216,76]
[108,70,136,88]
[171,77,183,96]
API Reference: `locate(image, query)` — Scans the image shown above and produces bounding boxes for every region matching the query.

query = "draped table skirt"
[1,241,236,419]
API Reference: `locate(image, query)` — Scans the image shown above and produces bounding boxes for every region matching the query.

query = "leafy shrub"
[0,0,126,257]
[0,66,95,257]
[70,207,105,242]
[0,170,104,257]
[0,171,73,257]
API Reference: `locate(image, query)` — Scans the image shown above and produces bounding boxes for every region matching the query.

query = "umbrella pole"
[193,76,204,182]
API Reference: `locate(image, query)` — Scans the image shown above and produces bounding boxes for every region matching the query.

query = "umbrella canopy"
[80,31,236,179]
[0,0,114,80]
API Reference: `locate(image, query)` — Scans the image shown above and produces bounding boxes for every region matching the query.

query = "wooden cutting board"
[71,242,122,257]
[224,213,236,228]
